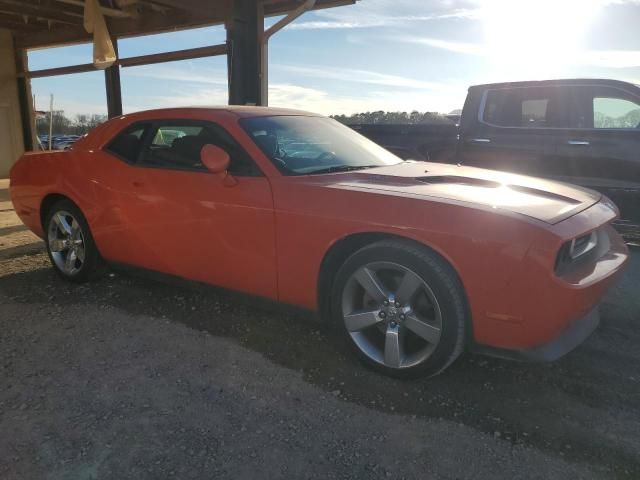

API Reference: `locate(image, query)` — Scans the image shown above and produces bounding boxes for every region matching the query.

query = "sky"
[28,0,640,118]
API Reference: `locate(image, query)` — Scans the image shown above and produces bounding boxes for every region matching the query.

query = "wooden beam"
[14,24,89,50]
[13,0,355,50]
[0,12,46,31]
[14,2,232,49]
[146,0,216,15]
[0,0,83,25]
[22,43,229,78]
[54,0,137,18]
[0,20,42,32]
[263,0,355,15]
[25,62,97,78]
[118,43,228,67]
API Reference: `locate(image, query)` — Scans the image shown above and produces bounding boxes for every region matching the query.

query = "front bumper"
[473,306,600,362]
[472,218,628,355]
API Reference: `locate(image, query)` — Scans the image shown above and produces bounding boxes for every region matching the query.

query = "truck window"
[593,97,640,129]
[521,99,548,127]
[482,88,559,128]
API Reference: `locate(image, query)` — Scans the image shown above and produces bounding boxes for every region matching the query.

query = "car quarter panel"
[10,150,102,239]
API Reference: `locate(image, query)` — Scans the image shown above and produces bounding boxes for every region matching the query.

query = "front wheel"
[44,199,105,282]
[331,240,468,378]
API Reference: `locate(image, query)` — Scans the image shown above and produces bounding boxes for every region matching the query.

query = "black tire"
[330,240,468,378]
[44,199,106,283]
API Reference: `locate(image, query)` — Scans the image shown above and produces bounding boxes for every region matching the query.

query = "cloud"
[579,50,640,68]
[288,0,640,32]
[394,36,485,56]
[392,36,640,68]
[277,64,447,90]
[268,83,465,115]
[268,83,371,113]
[135,86,229,110]
[289,0,479,30]
[122,65,227,86]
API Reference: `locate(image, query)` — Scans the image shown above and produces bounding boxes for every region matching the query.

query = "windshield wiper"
[307,165,380,175]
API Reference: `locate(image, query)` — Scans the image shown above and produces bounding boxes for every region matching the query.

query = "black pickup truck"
[351,79,640,243]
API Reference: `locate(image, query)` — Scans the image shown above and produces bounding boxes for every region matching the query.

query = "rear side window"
[593,97,640,129]
[482,88,560,128]
[105,124,148,163]
[521,99,548,126]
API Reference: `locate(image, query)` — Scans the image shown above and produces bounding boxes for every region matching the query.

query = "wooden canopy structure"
[0,0,355,172]
[3,0,354,49]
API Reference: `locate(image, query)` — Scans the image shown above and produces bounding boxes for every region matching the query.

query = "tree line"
[36,109,459,137]
[331,110,456,125]
[36,111,108,136]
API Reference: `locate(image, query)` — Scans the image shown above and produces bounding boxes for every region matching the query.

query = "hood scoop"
[416,175,500,188]
[416,175,580,205]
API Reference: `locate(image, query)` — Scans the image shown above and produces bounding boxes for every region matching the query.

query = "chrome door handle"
[567,140,590,146]
[470,138,491,143]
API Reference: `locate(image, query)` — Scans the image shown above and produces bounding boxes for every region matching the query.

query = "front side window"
[240,115,402,175]
[483,88,558,128]
[141,122,260,175]
[593,97,640,129]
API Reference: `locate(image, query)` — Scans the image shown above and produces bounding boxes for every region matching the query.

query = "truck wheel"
[44,199,105,282]
[331,240,468,378]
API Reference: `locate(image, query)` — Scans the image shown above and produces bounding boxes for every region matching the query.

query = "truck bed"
[348,123,458,162]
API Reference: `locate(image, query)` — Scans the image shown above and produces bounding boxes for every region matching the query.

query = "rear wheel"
[44,200,105,282]
[331,240,468,378]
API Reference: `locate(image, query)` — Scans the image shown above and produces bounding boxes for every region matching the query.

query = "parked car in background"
[10,107,628,378]
[37,134,82,151]
[352,79,640,244]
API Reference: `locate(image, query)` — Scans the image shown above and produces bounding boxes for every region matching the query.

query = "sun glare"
[481,0,603,79]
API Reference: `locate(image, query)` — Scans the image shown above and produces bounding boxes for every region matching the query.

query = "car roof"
[468,78,640,91]
[117,105,322,121]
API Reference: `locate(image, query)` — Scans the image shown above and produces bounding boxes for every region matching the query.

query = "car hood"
[317,162,602,224]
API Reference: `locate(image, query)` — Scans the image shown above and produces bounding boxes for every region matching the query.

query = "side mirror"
[200,144,237,186]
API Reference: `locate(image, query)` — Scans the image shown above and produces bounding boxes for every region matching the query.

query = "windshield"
[240,115,402,175]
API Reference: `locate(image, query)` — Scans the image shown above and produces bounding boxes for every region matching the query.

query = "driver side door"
[121,118,278,299]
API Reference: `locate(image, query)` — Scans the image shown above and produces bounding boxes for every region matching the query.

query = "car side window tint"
[593,97,640,129]
[144,125,208,171]
[105,124,148,163]
[141,122,261,176]
[483,88,560,128]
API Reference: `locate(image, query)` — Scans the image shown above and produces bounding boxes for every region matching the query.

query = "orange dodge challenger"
[10,107,629,377]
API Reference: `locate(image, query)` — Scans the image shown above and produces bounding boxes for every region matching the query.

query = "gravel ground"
[1,179,639,479]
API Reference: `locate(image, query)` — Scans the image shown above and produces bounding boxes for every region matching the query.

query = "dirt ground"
[1,178,639,479]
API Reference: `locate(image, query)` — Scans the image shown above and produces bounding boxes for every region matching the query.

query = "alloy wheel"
[47,210,86,276]
[341,261,443,369]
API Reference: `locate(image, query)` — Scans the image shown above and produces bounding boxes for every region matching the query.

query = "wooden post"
[14,47,34,151]
[226,0,262,106]
[104,37,122,118]
[48,94,53,150]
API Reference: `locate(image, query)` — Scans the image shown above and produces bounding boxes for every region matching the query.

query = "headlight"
[568,230,598,260]
[600,195,619,216]
[555,229,600,275]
